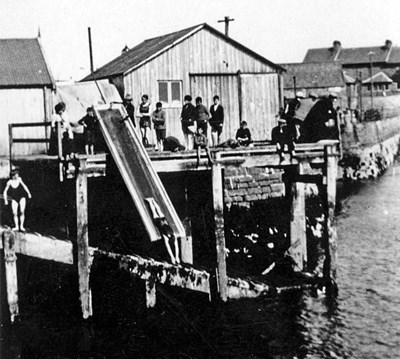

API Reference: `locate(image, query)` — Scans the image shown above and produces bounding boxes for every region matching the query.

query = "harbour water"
[1,163,400,358]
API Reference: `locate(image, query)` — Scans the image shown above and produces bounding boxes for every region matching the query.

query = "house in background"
[81,23,285,142]
[0,36,55,157]
[303,40,400,97]
[279,62,355,108]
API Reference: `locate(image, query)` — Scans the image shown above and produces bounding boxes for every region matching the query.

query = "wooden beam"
[150,151,327,173]
[2,230,19,322]
[12,138,51,143]
[95,249,211,294]
[0,228,73,263]
[212,155,228,301]
[10,121,52,128]
[76,159,93,319]
[323,144,339,293]
[288,163,307,271]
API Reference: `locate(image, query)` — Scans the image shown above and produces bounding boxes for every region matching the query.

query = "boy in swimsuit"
[3,169,32,232]
[145,198,180,264]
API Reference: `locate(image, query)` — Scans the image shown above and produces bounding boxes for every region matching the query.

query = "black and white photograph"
[1,0,400,357]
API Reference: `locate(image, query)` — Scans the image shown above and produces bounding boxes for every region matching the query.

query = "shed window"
[159,82,168,102]
[158,81,182,107]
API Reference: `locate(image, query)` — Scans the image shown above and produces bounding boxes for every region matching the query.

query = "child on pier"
[145,198,180,265]
[194,127,213,168]
[3,169,32,232]
[78,107,98,155]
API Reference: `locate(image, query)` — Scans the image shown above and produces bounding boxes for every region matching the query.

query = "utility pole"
[368,51,375,109]
[293,76,297,97]
[88,27,94,74]
[218,16,235,37]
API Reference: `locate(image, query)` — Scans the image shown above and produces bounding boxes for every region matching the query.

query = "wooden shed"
[0,37,55,157]
[82,23,284,143]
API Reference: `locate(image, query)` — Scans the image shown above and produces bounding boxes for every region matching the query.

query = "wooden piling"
[145,280,156,308]
[76,159,93,319]
[180,182,193,264]
[289,163,307,271]
[324,144,338,292]
[212,154,228,301]
[3,230,19,322]
[57,122,64,182]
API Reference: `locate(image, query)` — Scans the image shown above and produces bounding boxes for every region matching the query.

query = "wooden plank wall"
[189,74,240,142]
[240,73,280,141]
[0,88,51,156]
[123,28,278,145]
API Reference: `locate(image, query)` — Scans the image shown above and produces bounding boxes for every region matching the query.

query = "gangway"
[94,104,185,242]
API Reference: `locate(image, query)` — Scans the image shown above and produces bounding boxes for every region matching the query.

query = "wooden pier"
[1,140,340,322]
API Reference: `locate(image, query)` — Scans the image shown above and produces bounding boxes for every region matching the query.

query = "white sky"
[1,0,399,80]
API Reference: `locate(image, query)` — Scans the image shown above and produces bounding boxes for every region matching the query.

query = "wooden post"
[180,219,193,264]
[76,159,92,319]
[212,153,228,301]
[289,163,307,271]
[3,230,19,322]
[324,144,338,293]
[180,181,193,264]
[57,121,64,182]
[237,71,243,125]
[145,280,156,308]
[8,124,13,172]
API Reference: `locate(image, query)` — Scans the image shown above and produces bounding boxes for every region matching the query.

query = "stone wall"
[341,116,400,180]
[341,134,400,180]
[224,167,286,207]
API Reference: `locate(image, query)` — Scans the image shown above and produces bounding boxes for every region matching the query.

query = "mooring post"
[212,153,228,301]
[76,158,93,319]
[3,230,19,322]
[324,143,339,292]
[289,162,307,271]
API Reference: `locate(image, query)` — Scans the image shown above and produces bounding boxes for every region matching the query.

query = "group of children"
[50,102,98,158]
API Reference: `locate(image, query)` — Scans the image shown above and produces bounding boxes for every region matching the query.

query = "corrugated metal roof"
[81,23,283,81]
[0,38,54,87]
[280,62,344,89]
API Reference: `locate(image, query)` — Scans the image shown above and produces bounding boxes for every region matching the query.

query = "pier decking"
[1,140,340,322]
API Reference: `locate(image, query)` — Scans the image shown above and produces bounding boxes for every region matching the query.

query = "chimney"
[121,45,129,54]
[385,40,392,49]
[333,40,341,50]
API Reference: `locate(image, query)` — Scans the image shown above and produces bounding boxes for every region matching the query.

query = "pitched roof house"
[0,37,55,156]
[303,40,400,91]
[280,62,346,95]
[81,23,284,142]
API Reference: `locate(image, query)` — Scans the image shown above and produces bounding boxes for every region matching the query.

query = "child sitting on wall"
[194,127,213,167]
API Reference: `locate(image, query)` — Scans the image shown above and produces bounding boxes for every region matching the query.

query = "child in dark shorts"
[78,107,98,155]
[151,102,166,151]
[137,94,151,146]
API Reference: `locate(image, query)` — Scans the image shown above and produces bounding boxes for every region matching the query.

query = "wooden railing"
[8,121,53,161]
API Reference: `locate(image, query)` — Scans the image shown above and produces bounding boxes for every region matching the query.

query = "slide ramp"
[95,104,185,242]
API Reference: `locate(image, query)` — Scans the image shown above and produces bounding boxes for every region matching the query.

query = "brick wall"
[224,167,285,207]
